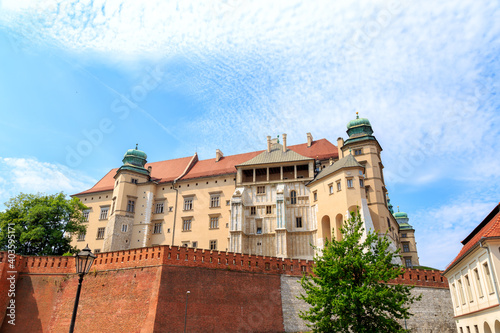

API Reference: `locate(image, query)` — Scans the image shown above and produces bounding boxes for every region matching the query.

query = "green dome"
[393,212,408,219]
[347,116,371,129]
[124,148,147,160]
[117,145,149,176]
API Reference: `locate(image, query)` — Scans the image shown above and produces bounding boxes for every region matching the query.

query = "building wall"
[444,239,500,333]
[1,249,452,333]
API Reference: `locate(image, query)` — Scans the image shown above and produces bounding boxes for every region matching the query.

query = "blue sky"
[0,0,498,269]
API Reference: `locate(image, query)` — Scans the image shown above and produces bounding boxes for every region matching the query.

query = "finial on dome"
[135,143,138,150]
[277,134,279,144]
[356,111,359,119]
[397,206,400,212]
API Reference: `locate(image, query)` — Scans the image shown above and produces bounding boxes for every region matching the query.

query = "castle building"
[393,207,420,267]
[443,203,500,333]
[72,115,416,261]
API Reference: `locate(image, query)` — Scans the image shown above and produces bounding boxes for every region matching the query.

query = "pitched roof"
[74,138,338,196]
[309,153,364,184]
[237,143,312,166]
[444,203,500,273]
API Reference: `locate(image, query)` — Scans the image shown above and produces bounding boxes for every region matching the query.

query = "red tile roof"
[445,203,500,272]
[74,138,338,196]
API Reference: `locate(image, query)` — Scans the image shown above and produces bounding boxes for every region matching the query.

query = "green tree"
[299,211,420,333]
[0,192,87,255]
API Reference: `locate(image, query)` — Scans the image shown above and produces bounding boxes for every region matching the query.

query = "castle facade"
[72,115,419,264]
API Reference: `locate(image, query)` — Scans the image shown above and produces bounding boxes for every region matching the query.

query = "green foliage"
[299,211,421,333]
[0,192,87,256]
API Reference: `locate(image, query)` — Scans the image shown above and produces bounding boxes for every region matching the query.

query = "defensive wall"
[0,246,455,332]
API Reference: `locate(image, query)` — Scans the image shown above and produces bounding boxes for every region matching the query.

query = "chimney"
[307,133,313,147]
[282,133,287,152]
[337,137,344,159]
[267,136,271,153]
[216,149,224,162]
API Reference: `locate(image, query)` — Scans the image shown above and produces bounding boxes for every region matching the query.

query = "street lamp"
[69,245,96,333]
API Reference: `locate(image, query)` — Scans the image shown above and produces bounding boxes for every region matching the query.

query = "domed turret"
[393,206,412,230]
[117,144,149,176]
[344,112,376,145]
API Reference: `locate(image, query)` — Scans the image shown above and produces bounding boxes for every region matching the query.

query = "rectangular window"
[329,185,334,194]
[347,179,354,188]
[184,198,193,211]
[153,223,162,234]
[192,241,198,248]
[83,209,90,222]
[121,224,128,232]
[403,243,410,252]
[337,181,341,191]
[226,200,231,206]
[484,263,494,294]
[210,195,220,208]
[257,186,265,194]
[77,233,86,241]
[359,179,364,188]
[401,233,407,238]
[405,258,412,268]
[155,202,164,214]
[465,275,473,302]
[474,268,484,297]
[127,200,135,213]
[94,249,101,253]
[100,207,109,220]
[210,240,217,250]
[97,227,105,239]
[467,326,470,333]
[256,219,262,234]
[458,279,466,304]
[266,205,272,214]
[354,149,362,155]
[210,216,219,229]
[452,283,459,307]
[296,217,303,228]
[475,325,479,333]
[131,178,138,184]
[250,207,256,215]
[182,219,192,231]
[313,191,318,201]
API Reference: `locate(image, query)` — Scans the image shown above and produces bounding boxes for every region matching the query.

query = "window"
[131,178,138,184]
[127,200,135,213]
[210,216,219,229]
[210,240,217,250]
[354,149,362,155]
[403,243,410,252]
[100,207,109,220]
[155,202,164,214]
[452,283,459,307]
[405,258,412,268]
[329,185,334,194]
[83,209,90,222]
[337,181,341,191]
[474,268,484,297]
[169,206,173,212]
[182,219,192,231]
[466,326,470,333]
[184,198,193,211]
[210,195,220,208]
[458,279,466,304]
[465,275,473,302]
[484,263,494,294]
[257,186,265,194]
[153,223,162,234]
[296,217,303,228]
[474,325,479,333]
[97,228,105,239]
[256,219,262,234]
[266,206,272,214]
[77,233,85,241]
[313,191,317,201]
[226,200,231,206]
[250,207,256,215]
[182,241,189,247]
[121,224,128,232]
[192,241,198,248]
[94,249,101,253]
[401,233,407,238]
[347,179,353,188]
[359,179,364,187]
[290,190,297,204]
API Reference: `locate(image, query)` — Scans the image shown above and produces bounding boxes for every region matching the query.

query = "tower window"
[155,202,164,214]
[257,186,266,194]
[359,179,364,188]
[337,181,341,191]
[121,224,128,232]
[131,178,138,184]
[403,243,410,252]
[127,200,135,213]
[100,207,109,220]
[313,191,318,201]
[250,207,256,215]
[153,223,162,234]
[354,149,362,155]
[290,190,297,204]
[296,217,303,228]
[347,179,354,188]
[266,205,272,214]
[96,228,105,239]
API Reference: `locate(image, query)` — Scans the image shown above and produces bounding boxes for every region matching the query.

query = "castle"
[72,114,419,266]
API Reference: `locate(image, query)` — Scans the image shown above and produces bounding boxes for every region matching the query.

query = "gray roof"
[237,143,312,166]
[310,154,364,183]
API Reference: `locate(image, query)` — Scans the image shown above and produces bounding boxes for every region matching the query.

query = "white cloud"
[0,157,97,210]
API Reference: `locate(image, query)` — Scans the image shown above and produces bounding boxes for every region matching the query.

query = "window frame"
[96,227,105,240]
[153,222,162,234]
[99,207,109,220]
[182,218,192,232]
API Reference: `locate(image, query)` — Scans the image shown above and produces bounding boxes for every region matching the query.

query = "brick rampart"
[0,247,450,332]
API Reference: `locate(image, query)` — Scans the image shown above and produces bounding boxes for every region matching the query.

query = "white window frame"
[82,209,90,222]
[210,195,220,208]
[210,216,219,229]
[153,222,162,234]
[155,202,164,214]
[96,227,105,239]
[100,207,109,220]
[210,240,217,250]
[182,219,192,231]
[184,198,193,211]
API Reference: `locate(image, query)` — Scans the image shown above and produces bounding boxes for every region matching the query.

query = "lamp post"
[184,291,190,333]
[69,245,96,333]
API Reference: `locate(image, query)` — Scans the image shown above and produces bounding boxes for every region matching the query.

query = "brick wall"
[0,247,452,332]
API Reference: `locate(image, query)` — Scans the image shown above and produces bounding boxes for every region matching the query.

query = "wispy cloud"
[0,157,96,210]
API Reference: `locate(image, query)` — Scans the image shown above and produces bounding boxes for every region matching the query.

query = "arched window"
[290,190,297,205]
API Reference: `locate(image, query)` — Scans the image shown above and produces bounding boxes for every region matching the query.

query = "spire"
[135,143,138,150]
[356,111,359,119]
